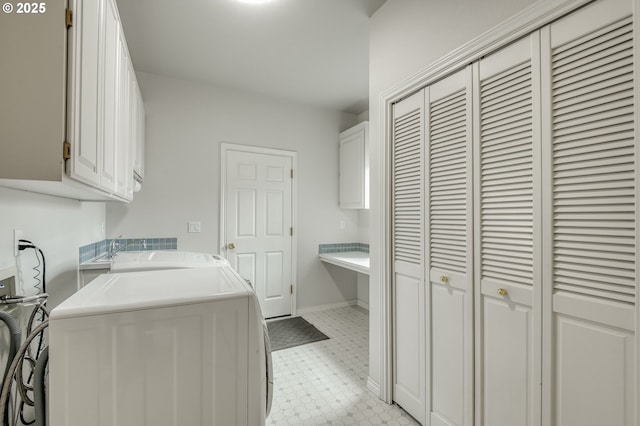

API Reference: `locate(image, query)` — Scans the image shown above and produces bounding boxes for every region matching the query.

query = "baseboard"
[367,377,381,398]
[356,299,369,311]
[296,299,357,315]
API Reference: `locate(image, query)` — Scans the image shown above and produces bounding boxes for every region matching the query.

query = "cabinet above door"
[339,121,369,209]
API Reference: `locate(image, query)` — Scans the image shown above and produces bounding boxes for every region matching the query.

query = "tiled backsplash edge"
[79,238,178,263]
[318,243,369,254]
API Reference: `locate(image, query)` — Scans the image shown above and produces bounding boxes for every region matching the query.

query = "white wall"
[368,0,538,396]
[107,72,361,310]
[0,187,104,308]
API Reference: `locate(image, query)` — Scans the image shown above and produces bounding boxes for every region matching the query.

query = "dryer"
[49,266,272,426]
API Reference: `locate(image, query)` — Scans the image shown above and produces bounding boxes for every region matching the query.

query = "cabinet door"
[392,90,426,424]
[100,0,119,193]
[541,0,636,424]
[339,122,369,209]
[128,71,138,190]
[133,78,145,182]
[426,67,473,426]
[115,27,132,200]
[475,34,542,426]
[67,0,102,186]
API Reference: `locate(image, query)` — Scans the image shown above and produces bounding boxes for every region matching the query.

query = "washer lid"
[51,267,250,319]
[110,250,228,272]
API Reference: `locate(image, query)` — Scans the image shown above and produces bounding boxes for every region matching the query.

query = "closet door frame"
[376,0,631,407]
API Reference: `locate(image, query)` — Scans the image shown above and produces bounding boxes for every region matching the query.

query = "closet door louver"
[426,67,474,426]
[393,108,423,265]
[551,14,634,304]
[391,90,427,424]
[475,34,542,426]
[542,0,636,424]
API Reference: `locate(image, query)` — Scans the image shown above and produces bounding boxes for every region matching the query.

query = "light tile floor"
[267,306,419,426]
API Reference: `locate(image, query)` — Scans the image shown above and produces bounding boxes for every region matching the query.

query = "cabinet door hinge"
[65,9,73,28]
[63,142,71,160]
[290,169,293,179]
[290,285,293,295]
[290,227,293,236]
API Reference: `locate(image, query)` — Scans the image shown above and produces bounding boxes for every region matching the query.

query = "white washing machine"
[49,266,273,426]
[109,250,229,272]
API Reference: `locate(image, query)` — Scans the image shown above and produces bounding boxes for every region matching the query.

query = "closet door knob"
[440,276,448,283]
[228,243,236,250]
[497,288,507,296]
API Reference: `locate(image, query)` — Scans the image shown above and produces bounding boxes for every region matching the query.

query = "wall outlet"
[188,222,201,233]
[13,229,23,257]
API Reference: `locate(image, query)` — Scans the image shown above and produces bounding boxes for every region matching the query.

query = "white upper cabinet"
[339,122,369,209]
[0,0,143,201]
[132,76,146,182]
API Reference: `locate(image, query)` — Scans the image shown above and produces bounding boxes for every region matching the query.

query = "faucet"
[108,236,147,259]
[108,235,123,259]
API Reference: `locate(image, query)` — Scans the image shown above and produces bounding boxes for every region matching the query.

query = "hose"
[0,321,48,426]
[0,311,21,426]
[33,346,48,426]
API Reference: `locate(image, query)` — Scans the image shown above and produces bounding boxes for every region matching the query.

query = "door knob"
[497,288,507,296]
[440,275,448,283]
[228,243,236,250]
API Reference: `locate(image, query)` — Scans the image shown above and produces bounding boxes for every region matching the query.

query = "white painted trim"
[219,142,298,316]
[296,299,358,315]
[376,0,595,406]
[380,97,394,404]
[471,60,483,426]
[357,299,369,311]
[367,377,381,397]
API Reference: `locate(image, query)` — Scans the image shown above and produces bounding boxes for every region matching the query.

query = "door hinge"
[63,142,71,160]
[290,227,293,236]
[290,285,293,295]
[290,169,293,179]
[65,8,73,28]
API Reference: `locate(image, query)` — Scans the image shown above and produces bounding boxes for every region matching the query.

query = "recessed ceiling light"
[236,0,275,4]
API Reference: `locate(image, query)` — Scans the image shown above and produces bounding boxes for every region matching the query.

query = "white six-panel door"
[426,67,474,426]
[224,147,294,318]
[392,90,427,424]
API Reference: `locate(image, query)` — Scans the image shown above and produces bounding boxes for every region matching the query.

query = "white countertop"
[79,258,112,271]
[319,251,370,275]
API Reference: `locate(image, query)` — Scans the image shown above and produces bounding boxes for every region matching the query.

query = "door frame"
[219,142,298,316]
[375,0,595,406]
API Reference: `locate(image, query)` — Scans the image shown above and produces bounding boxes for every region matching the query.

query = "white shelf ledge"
[319,251,370,275]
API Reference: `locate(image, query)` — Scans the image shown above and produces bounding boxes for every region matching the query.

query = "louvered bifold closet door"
[392,90,427,424]
[474,34,542,426]
[426,67,473,426]
[541,0,636,424]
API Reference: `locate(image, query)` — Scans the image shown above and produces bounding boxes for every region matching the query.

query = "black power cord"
[14,240,48,425]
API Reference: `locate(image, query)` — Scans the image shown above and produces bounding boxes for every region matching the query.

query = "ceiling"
[115,0,387,114]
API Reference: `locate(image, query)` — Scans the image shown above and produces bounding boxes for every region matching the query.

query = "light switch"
[188,222,201,233]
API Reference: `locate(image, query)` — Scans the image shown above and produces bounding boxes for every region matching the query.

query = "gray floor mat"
[267,316,329,351]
